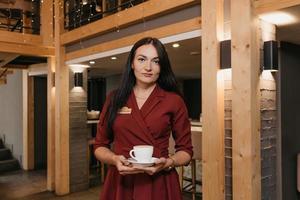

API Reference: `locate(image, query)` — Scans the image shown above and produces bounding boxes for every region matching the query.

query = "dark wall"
[280,42,300,200]
[34,76,47,170]
[183,79,201,120]
[88,78,106,112]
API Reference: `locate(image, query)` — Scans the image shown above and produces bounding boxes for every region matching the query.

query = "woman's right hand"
[113,155,144,175]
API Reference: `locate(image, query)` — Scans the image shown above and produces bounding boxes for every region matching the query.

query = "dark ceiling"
[8,56,47,65]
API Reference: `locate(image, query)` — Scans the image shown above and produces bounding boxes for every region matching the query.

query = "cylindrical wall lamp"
[74,72,83,87]
[263,40,278,71]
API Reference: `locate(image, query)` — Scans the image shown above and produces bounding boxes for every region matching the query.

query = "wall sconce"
[74,72,83,87]
[220,40,231,69]
[52,72,55,87]
[263,40,278,71]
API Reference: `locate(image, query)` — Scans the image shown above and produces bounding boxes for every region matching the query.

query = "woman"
[94,37,193,200]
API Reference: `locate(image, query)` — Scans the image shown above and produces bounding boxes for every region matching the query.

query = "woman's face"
[132,44,160,87]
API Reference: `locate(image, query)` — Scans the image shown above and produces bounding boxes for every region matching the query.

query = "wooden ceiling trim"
[255,0,300,14]
[0,78,6,85]
[0,30,43,46]
[60,0,198,45]
[66,17,201,62]
[0,41,55,57]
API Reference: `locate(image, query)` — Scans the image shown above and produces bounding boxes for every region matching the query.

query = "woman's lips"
[142,73,153,77]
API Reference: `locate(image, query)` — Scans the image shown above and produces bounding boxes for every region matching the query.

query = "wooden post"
[231,0,261,199]
[28,75,35,169]
[41,0,55,191]
[22,70,34,170]
[202,0,225,199]
[54,0,69,195]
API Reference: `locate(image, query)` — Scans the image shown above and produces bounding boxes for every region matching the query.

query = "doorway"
[280,41,300,200]
[33,76,47,169]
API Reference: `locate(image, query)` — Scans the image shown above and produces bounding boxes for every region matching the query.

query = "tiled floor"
[0,170,200,200]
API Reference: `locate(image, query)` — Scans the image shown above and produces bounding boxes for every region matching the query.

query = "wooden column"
[231,0,261,199]
[54,0,69,195]
[41,0,55,191]
[22,71,34,170]
[201,0,225,199]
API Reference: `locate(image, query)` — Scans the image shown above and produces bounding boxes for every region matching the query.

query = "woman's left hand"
[134,157,168,175]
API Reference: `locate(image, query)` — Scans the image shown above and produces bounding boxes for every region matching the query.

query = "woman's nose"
[144,61,152,71]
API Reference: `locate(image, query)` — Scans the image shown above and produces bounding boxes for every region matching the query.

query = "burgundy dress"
[94,85,193,200]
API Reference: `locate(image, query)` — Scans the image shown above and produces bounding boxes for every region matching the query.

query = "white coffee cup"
[129,145,153,163]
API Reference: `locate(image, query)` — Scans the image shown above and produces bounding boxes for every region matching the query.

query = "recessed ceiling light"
[172,43,180,48]
[111,56,117,60]
[259,11,296,26]
[89,61,95,64]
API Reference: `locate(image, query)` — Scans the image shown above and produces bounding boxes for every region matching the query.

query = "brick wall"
[224,69,232,200]
[69,69,89,192]
[260,71,277,200]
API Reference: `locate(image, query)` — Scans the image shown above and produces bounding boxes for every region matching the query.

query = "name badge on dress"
[118,106,132,114]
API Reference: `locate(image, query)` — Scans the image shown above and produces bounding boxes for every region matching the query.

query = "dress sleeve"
[171,96,193,158]
[93,92,113,152]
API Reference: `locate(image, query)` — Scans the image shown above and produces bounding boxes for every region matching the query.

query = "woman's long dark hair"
[106,37,180,140]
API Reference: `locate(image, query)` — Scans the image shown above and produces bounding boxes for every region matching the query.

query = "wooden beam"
[60,0,198,45]
[66,17,201,62]
[0,30,43,46]
[0,41,55,57]
[22,71,28,169]
[47,57,55,191]
[255,0,300,14]
[54,0,69,195]
[35,0,55,185]
[2,64,28,69]
[0,69,13,75]
[28,76,35,170]
[0,78,6,85]
[231,0,261,199]
[201,0,225,199]
[41,0,54,46]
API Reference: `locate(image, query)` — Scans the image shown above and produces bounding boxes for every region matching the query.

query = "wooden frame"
[60,0,198,45]
[0,41,54,57]
[22,72,35,170]
[255,0,300,13]
[66,17,201,62]
[201,0,225,199]
[231,0,261,199]
[41,0,56,191]
[0,30,42,46]
[54,0,69,195]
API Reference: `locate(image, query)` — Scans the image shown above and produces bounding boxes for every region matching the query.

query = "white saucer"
[127,157,158,167]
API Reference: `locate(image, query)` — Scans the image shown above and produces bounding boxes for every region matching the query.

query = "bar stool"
[169,130,202,200]
[88,138,106,184]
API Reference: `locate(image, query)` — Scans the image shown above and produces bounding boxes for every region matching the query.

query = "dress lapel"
[128,86,165,147]
[140,85,164,119]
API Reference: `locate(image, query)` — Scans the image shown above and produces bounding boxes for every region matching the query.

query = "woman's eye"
[138,58,145,62]
[153,60,159,64]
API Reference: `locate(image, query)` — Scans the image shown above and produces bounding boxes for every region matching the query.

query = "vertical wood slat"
[42,0,55,191]
[54,0,69,195]
[22,71,31,170]
[231,0,261,199]
[202,0,225,199]
[47,57,55,191]
[41,0,54,46]
[28,76,35,170]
